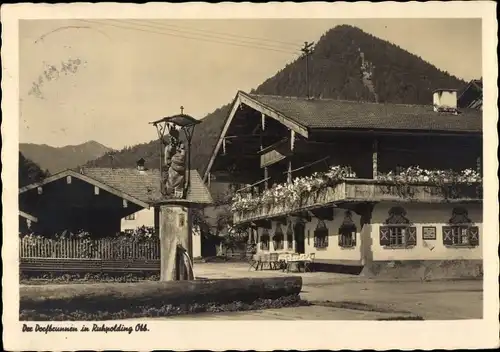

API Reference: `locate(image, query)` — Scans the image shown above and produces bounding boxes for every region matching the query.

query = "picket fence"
[19,237,161,260]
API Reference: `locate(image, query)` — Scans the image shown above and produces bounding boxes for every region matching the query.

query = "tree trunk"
[20,277,303,313]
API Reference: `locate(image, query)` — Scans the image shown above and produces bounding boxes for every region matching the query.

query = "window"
[338,211,357,248]
[380,226,417,247]
[443,207,479,247]
[272,225,284,250]
[379,206,416,248]
[286,224,293,249]
[260,230,270,251]
[389,226,407,246]
[314,220,329,249]
[125,213,136,220]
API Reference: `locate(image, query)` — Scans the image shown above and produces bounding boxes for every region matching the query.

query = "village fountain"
[150,107,200,281]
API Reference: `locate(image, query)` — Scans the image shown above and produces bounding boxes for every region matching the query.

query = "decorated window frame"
[338,210,357,248]
[272,224,285,251]
[443,207,479,247]
[379,206,417,248]
[314,220,329,249]
[260,229,270,251]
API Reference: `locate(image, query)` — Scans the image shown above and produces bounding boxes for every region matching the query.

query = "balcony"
[233,178,482,225]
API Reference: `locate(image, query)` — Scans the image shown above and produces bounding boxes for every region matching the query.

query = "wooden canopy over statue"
[150,107,201,281]
[151,107,200,200]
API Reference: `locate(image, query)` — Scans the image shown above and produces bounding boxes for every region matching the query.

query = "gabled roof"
[248,93,482,132]
[79,167,213,205]
[19,169,150,208]
[202,90,483,181]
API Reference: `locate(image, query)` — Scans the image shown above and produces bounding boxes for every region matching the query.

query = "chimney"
[433,89,458,113]
[136,158,146,172]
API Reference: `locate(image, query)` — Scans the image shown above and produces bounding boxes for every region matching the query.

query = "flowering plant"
[378,166,481,185]
[119,226,157,241]
[231,165,356,213]
[378,166,482,200]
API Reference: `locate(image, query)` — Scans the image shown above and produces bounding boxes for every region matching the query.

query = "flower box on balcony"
[231,166,482,224]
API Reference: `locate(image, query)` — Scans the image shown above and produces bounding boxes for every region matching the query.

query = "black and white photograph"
[2,2,498,351]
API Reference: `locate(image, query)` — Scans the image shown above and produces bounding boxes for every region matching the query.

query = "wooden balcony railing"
[233,179,482,224]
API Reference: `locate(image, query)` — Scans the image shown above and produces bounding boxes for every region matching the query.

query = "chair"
[282,254,292,272]
[261,253,271,270]
[286,253,301,273]
[269,253,280,270]
[304,253,315,273]
[248,253,260,271]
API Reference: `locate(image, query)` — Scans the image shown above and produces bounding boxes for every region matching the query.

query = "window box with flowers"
[231,165,356,216]
[443,207,480,247]
[338,210,357,248]
[260,229,270,251]
[377,166,482,200]
[314,220,329,249]
[379,206,417,249]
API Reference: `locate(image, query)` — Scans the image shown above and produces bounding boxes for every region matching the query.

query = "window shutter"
[442,226,453,245]
[406,226,417,246]
[379,226,390,246]
[352,232,357,246]
[469,226,479,246]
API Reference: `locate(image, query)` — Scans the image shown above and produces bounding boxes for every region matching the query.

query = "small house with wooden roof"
[204,89,483,276]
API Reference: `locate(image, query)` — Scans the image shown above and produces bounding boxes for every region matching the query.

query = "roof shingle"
[248,93,482,133]
[80,167,212,205]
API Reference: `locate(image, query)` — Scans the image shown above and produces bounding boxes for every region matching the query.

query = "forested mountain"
[20,140,112,174]
[19,152,49,187]
[86,25,468,176]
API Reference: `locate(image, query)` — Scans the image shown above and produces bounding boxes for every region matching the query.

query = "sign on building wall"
[260,139,292,168]
[422,226,437,240]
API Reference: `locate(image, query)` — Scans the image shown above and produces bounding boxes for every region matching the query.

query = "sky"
[19,18,482,150]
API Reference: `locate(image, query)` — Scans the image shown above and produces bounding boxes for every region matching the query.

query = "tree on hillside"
[19,152,49,187]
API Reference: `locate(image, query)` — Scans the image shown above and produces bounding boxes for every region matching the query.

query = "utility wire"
[109,19,297,53]
[77,19,300,55]
[123,19,300,49]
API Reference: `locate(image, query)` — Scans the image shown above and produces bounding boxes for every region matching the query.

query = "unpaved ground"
[21,262,482,320]
[128,305,422,320]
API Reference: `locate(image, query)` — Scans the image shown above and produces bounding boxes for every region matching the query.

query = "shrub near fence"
[19,237,161,260]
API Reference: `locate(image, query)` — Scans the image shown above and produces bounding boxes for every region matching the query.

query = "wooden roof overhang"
[19,170,150,218]
[19,211,38,223]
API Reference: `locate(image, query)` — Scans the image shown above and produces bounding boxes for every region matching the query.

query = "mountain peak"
[20,140,112,174]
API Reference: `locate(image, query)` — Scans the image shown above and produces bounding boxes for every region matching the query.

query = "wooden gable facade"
[19,170,149,237]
